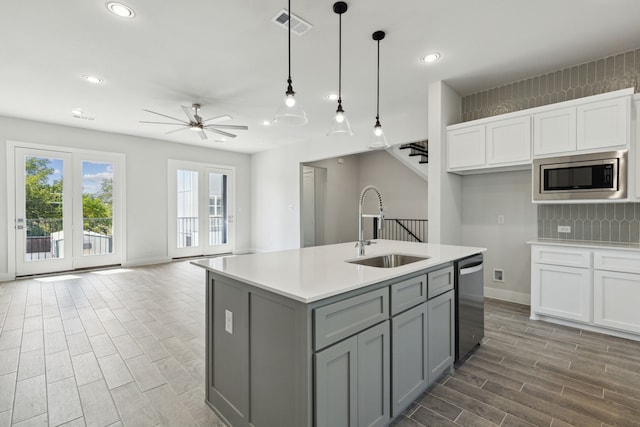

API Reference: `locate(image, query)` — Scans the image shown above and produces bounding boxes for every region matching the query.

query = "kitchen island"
[193,240,485,427]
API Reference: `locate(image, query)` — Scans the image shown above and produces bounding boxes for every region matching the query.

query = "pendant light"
[327,1,353,136]
[368,30,389,149]
[274,0,308,126]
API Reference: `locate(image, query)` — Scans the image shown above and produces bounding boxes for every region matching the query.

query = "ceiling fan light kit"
[327,1,353,137]
[368,30,390,149]
[273,0,308,126]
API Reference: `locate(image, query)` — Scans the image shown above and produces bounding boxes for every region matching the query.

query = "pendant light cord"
[288,0,292,83]
[338,12,342,103]
[376,38,380,120]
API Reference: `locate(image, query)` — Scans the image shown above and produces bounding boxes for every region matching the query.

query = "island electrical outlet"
[225,309,233,334]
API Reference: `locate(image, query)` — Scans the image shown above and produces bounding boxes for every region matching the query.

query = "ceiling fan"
[140,103,248,140]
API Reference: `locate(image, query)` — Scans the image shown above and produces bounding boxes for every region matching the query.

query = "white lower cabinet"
[531,263,592,323]
[531,244,640,338]
[594,270,640,334]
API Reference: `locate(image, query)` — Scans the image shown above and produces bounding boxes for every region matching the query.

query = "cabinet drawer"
[594,250,640,274]
[314,288,389,351]
[390,274,427,315]
[428,266,454,299]
[532,245,591,268]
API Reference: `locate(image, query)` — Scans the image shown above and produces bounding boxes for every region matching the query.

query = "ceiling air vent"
[272,9,312,35]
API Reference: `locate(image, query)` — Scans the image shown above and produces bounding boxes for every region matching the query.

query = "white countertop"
[192,240,486,303]
[527,239,640,252]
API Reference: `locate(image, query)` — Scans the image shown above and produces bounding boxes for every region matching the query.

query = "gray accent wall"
[462,48,640,121]
[537,203,640,243]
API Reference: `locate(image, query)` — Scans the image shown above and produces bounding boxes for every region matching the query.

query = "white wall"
[358,150,428,220]
[461,170,537,304]
[427,81,462,245]
[251,107,428,252]
[0,115,251,278]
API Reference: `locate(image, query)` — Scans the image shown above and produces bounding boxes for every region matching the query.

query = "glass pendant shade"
[327,105,353,136]
[274,92,308,126]
[368,120,389,149]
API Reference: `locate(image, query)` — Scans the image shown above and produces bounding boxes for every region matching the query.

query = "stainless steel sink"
[347,254,430,268]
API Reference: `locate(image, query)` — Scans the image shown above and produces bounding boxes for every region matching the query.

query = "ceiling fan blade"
[203,127,237,138]
[198,130,208,140]
[140,121,187,125]
[181,105,197,123]
[203,114,232,123]
[207,124,249,130]
[142,109,189,124]
[165,127,190,135]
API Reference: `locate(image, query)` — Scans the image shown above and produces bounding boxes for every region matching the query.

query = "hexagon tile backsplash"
[462,48,640,122]
[538,203,640,244]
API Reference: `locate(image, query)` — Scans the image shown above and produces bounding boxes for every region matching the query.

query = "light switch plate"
[225,310,233,334]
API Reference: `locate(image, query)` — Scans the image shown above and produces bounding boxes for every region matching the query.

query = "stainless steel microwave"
[533,150,627,201]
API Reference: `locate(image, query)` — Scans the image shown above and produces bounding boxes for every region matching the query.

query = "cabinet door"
[357,321,390,427]
[427,290,454,383]
[315,336,358,427]
[577,97,630,151]
[447,125,485,170]
[531,263,592,322]
[594,270,640,334]
[391,303,428,417]
[533,107,576,156]
[486,116,532,166]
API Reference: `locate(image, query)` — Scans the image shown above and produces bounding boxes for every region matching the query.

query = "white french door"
[168,160,235,258]
[15,149,74,275]
[12,145,124,276]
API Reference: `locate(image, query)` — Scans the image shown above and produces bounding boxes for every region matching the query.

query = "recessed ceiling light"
[262,120,271,126]
[72,109,83,116]
[83,75,103,84]
[327,93,339,101]
[420,52,441,64]
[106,2,135,18]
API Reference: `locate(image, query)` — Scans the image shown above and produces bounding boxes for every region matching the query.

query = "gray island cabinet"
[193,241,485,427]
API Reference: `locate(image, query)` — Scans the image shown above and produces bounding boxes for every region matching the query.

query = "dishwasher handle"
[459,262,483,276]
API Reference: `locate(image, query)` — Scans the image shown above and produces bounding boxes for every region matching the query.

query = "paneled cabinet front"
[315,321,390,427]
[391,303,428,417]
[531,263,592,323]
[485,116,531,166]
[447,125,485,170]
[427,290,455,383]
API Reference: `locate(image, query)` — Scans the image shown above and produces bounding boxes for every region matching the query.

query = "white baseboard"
[232,248,253,255]
[484,287,530,305]
[0,273,15,282]
[122,256,172,268]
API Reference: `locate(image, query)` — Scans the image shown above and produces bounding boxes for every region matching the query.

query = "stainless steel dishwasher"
[454,254,484,362]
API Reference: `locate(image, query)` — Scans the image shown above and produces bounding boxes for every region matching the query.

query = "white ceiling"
[1,0,639,154]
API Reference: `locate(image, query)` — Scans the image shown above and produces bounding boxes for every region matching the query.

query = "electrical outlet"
[497,215,505,225]
[493,269,504,282]
[558,225,571,233]
[225,310,233,334]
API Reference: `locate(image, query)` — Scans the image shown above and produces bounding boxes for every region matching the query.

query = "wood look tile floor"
[2,261,640,426]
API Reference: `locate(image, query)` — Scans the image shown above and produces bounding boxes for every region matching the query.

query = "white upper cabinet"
[486,116,531,166]
[447,125,485,170]
[447,115,531,173]
[447,88,633,174]
[533,107,576,156]
[577,96,630,151]
[533,91,631,157]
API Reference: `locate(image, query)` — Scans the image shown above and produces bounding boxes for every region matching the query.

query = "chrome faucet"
[356,185,384,256]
